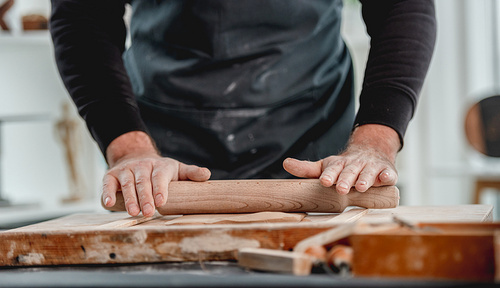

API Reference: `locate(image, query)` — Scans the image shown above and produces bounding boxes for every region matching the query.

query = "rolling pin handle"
[345,185,400,209]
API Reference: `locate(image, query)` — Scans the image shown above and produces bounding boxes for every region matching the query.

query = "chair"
[464,95,500,204]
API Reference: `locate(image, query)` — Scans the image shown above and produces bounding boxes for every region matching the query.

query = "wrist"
[349,124,401,162]
[106,131,159,166]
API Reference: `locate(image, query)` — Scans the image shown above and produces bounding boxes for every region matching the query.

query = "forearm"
[50,0,148,155]
[357,0,437,143]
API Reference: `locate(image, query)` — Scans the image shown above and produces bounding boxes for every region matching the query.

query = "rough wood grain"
[0,205,493,267]
[0,220,336,266]
[108,179,400,214]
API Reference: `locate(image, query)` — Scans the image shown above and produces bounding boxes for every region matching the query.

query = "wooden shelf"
[0,30,51,45]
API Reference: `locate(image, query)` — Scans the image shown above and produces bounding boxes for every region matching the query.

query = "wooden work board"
[0,204,493,270]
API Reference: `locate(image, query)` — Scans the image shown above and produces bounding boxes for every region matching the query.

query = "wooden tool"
[237,248,314,276]
[237,223,357,275]
[107,179,399,215]
[237,222,402,275]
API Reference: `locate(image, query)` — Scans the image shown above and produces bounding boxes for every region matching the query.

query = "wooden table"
[0,204,496,287]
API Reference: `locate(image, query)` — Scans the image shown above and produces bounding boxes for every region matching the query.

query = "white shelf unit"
[0,28,106,227]
[0,30,51,45]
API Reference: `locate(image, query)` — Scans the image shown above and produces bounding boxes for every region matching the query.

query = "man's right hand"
[101,131,211,217]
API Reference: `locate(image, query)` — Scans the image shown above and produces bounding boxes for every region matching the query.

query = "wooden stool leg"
[474,180,483,204]
[473,179,500,204]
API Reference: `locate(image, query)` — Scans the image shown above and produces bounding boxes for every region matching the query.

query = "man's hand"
[283,124,400,194]
[101,131,211,217]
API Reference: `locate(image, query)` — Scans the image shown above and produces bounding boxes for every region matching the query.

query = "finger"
[354,166,379,192]
[178,163,211,182]
[378,168,398,186]
[133,164,155,217]
[102,174,119,208]
[283,158,323,178]
[318,160,344,187]
[118,169,141,216]
[336,163,364,195]
[151,165,172,208]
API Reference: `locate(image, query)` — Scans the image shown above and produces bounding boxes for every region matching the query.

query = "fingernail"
[338,182,349,190]
[143,203,154,216]
[358,180,367,186]
[154,194,164,206]
[104,196,111,206]
[283,158,292,167]
[381,171,393,181]
[128,204,140,215]
[320,175,333,185]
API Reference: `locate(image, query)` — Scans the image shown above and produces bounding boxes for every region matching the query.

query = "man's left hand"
[283,124,400,194]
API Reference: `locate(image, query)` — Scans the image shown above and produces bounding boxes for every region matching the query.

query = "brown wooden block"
[350,227,498,281]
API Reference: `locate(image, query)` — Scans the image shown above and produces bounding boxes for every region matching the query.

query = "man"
[50,0,436,217]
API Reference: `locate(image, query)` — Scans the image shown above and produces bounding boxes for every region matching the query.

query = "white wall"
[398,0,500,212]
[0,1,105,212]
[0,36,105,206]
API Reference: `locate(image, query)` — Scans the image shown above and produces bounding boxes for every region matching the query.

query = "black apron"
[124,0,354,179]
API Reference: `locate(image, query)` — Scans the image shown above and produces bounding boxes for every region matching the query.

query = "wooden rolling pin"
[105,179,399,215]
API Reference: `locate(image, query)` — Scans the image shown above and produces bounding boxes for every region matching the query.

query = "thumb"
[283,158,323,178]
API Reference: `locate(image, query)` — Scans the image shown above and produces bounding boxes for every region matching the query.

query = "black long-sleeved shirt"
[50,0,436,179]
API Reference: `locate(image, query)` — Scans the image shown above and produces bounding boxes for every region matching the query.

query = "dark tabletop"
[0,261,496,288]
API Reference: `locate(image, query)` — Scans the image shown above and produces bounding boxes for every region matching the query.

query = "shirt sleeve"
[50,0,148,157]
[356,0,437,145]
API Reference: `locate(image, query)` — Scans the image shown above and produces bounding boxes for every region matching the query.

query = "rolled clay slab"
[164,212,307,225]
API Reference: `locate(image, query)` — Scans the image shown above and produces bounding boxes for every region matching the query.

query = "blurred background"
[0,0,499,227]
